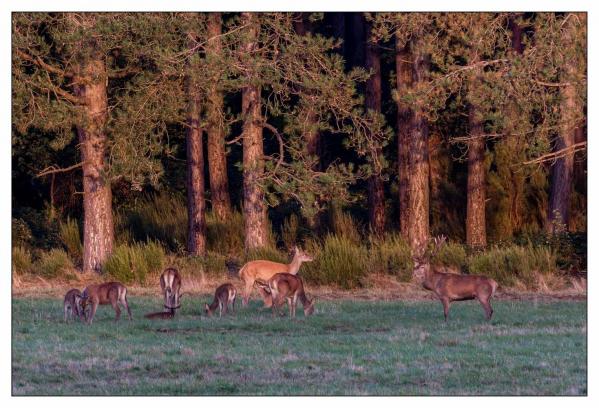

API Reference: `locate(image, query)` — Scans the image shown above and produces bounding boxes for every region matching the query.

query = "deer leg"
[64,305,69,323]
[479,297,493,320]
[440,297,450,322]
[231,294,236,314]
[121,295,132,320]
[112,300,121,321]
[88,302,98,325]
[222,300,229,316]
[242,280,253,307]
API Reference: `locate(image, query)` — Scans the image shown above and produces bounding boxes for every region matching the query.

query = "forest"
[11,12,587,290]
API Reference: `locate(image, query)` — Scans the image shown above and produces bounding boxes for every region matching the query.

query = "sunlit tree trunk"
[206,12,232,220]
[74,54,114,273]
[241,12,268,250]
[396,42,412,239]
[466,96,487,248]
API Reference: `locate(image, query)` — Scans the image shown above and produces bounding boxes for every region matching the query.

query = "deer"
[234,246,314,307]
[160,267,182,312]
[63,288,85,323]
[205,283,237,317]
[254,273,315,318]
[80,282,132,324]
[144,309,175,320]
[414,235,498,321]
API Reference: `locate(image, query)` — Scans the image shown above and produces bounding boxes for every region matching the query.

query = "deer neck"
[422,263,436,290]
[287,254,303,274]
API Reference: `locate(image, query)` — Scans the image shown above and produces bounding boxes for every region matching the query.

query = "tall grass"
[303,235,368,288]
[432,241,467,270]
[103,241,165,284]
[59,217,82,264]
[123,194,187,252]
[206,211,244,255]
[468,244,557,287]
[33,249,74,279]
[328,207,362,244]
[281,214,300,250]
[12,246,33,274]
[367,234,413,281]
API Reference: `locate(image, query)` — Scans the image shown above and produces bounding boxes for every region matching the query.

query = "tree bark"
[241,13,269,250]
[185,36,207,256]
[466,94,487,248]
[546,13,581,234]
[396,42,412,239]
[365,18,385,236]
[406,47,431,255]
[206,12,232,220]
[74,56,114,274]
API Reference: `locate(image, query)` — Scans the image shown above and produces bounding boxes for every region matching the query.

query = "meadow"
[12,296,586,396]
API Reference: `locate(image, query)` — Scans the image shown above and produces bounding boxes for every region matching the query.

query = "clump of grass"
[33,249,74,279]
[244,246,288,264]
[303,234,368,289]
[206,211,244,255]
[124,194,188,253]
[329,207,362,244]
[59,217,82,264]
[432,241,467,270]
[281,214,300,250]
[367,234,413,281]
[467,244,557,287]
[12,246,33,274]
[103,241,165,284]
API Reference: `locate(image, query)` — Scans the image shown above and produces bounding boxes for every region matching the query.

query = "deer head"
[293,246,314,263]
[413,235,447,281]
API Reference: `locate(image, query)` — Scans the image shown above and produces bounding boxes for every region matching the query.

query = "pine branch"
[522,141,586,165]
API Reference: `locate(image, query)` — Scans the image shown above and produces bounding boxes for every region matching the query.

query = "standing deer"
[80,282,132,324]
[160,267,182,311]
[254,273,315,318]
[414,236,498,321]
[205,283,237,317]
[235,246,314,307]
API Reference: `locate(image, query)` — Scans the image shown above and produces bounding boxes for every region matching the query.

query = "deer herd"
[63,238,498,324]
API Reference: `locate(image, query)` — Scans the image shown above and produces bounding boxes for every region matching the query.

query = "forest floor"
[12,293,587,395]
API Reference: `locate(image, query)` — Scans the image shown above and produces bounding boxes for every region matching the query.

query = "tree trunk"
[206,12,232,220]
[185,36,207,256]
[74,56,114,274]
[547,13,581,234]
[365,18,385,236]
[241,13,268,250]
[466,97,487,248]
[406,47,431,255]
[396,42,412,239]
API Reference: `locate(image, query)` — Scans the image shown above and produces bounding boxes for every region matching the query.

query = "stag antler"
[429,235,447,260]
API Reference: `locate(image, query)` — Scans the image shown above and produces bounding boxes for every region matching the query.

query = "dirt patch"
[12,272,586,301]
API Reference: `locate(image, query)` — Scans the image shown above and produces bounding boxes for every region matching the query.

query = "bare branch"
[522,141,586,165]
[36,162,84,178]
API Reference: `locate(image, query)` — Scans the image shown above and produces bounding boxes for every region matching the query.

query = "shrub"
[59,217,82,264]
[124,194,187,253]
[432,241,467,270]
[34,249,74,279]
[103,241,165,284]
[302,234,368,289]
[12,218,32,248]
[12,246,33,274]
[367,234,413,281]
[467,244,557,287]
[206,211,245,255]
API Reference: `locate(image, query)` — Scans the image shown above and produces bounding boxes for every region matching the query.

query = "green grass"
[12,297,586,396]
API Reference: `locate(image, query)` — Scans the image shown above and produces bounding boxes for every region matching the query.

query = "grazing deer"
[63,288,85,323]
[414,236,498,321]
[205,283,237,317]
[236,246,314,307]
[254,273,315,318]
[80,282,132,324]
[160,267,182,311]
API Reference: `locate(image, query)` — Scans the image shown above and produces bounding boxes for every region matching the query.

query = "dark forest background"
[12,12,586,289]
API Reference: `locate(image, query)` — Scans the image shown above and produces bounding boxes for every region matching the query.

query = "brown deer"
[414,236,498,321]
[80,282,132,324]
[254,273,315,318]
[63,288,85,323]
[205,283,237,317]
[160,267,182,311]
[236,246,314,307]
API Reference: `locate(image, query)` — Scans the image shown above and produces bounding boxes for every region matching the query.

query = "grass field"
[12,296,586,395]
